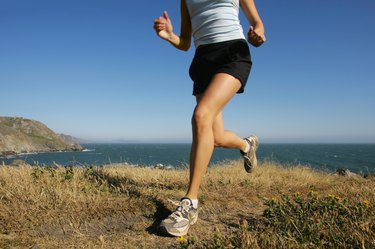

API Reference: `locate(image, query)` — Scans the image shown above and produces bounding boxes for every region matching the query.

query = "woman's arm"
[153,0,192,51]
[240,0,266,47]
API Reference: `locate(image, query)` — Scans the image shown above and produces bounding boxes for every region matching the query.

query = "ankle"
[182,196,199,209]
[241,139,250,153]
[190,199,199,209]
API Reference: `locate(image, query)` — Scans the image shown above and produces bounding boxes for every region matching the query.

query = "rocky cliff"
[0,117,82,156]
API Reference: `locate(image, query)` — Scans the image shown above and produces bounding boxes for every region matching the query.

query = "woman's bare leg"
[212,112,248,150]
[186,73,247,199]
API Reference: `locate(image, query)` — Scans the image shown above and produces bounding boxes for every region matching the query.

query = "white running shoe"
[160,198,198,237]
[240,135,259,173]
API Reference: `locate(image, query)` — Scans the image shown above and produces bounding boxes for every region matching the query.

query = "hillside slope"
[0,117,82,156]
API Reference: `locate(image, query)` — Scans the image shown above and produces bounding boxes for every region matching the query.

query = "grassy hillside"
[0,117,81,156]
[0,161,374,248]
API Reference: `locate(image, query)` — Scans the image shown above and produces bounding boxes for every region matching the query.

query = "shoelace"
[168,199,191,221]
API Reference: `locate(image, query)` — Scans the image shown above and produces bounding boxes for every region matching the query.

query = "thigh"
[195,73,241,116]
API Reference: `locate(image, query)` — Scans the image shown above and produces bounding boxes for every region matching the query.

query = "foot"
[160,198,198,237]
[240,135,259,173]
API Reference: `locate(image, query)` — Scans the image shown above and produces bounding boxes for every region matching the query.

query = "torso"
[185,0,245,48]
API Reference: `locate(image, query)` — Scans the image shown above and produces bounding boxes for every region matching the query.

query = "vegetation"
[0,161,374,248]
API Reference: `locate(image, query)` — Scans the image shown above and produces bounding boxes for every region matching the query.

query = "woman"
[153,0,265,236]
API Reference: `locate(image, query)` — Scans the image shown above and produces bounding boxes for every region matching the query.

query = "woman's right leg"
[186,73,243,200]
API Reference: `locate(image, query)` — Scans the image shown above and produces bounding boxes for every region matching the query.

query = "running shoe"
[160,198,198,237]
[240,135,259,173]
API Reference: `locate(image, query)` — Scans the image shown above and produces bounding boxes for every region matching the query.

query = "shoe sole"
[162,225,190,237]
[161,215,198,237]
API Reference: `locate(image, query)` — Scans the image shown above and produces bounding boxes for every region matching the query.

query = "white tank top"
[185,0,246,48]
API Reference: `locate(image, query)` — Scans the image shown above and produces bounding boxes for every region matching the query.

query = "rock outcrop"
[0,117,82,156]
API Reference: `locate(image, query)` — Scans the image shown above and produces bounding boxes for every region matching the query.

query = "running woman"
[153,0,265,237]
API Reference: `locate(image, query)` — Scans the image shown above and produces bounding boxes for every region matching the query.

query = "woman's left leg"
[160,73,249,236]
[212,112,248,150]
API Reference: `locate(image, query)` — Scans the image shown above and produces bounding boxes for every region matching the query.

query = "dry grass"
[0,161,374,248]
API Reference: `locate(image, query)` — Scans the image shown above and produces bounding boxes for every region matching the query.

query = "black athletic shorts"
[189,39,252,96]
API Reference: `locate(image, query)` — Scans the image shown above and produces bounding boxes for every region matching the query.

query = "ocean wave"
[18,152,38,156]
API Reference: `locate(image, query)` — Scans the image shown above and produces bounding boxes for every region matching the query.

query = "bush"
[238,191,375,248]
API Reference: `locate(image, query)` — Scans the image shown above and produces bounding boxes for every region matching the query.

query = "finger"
[163,11,170,21]
[156,16,168,29]
[157,22,167,28]
[252,30,261,38]
[250,32,264,44]
[248,34,262,47]
[158,16,166,22]
[255,34,263,42]
[155,25,165,31]
[153,22,162,28]
[248,33,258,43]
[154,24,162,31]
[154,19,164,25]
[154,19,167,27]
[252,28,265,40]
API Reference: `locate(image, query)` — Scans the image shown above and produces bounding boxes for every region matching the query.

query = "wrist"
[252,21,264,31]
[165,32,177,43]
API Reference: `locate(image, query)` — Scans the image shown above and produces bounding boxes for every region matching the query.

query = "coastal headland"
[0,116,82,157]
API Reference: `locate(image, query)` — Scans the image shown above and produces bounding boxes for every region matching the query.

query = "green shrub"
[247,191,374,248]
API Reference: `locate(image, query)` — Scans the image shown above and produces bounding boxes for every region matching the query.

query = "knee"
[192,106,212,129]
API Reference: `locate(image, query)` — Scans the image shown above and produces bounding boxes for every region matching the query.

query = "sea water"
[1,143,374,174]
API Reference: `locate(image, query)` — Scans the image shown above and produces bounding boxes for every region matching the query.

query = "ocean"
[1,143,375,174]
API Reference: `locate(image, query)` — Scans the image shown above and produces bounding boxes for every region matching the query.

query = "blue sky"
[1,0,374,143]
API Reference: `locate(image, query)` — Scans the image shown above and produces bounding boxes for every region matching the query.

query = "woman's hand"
[153,2,191,51]
[153,11,174,41]
[247,25,266,47]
